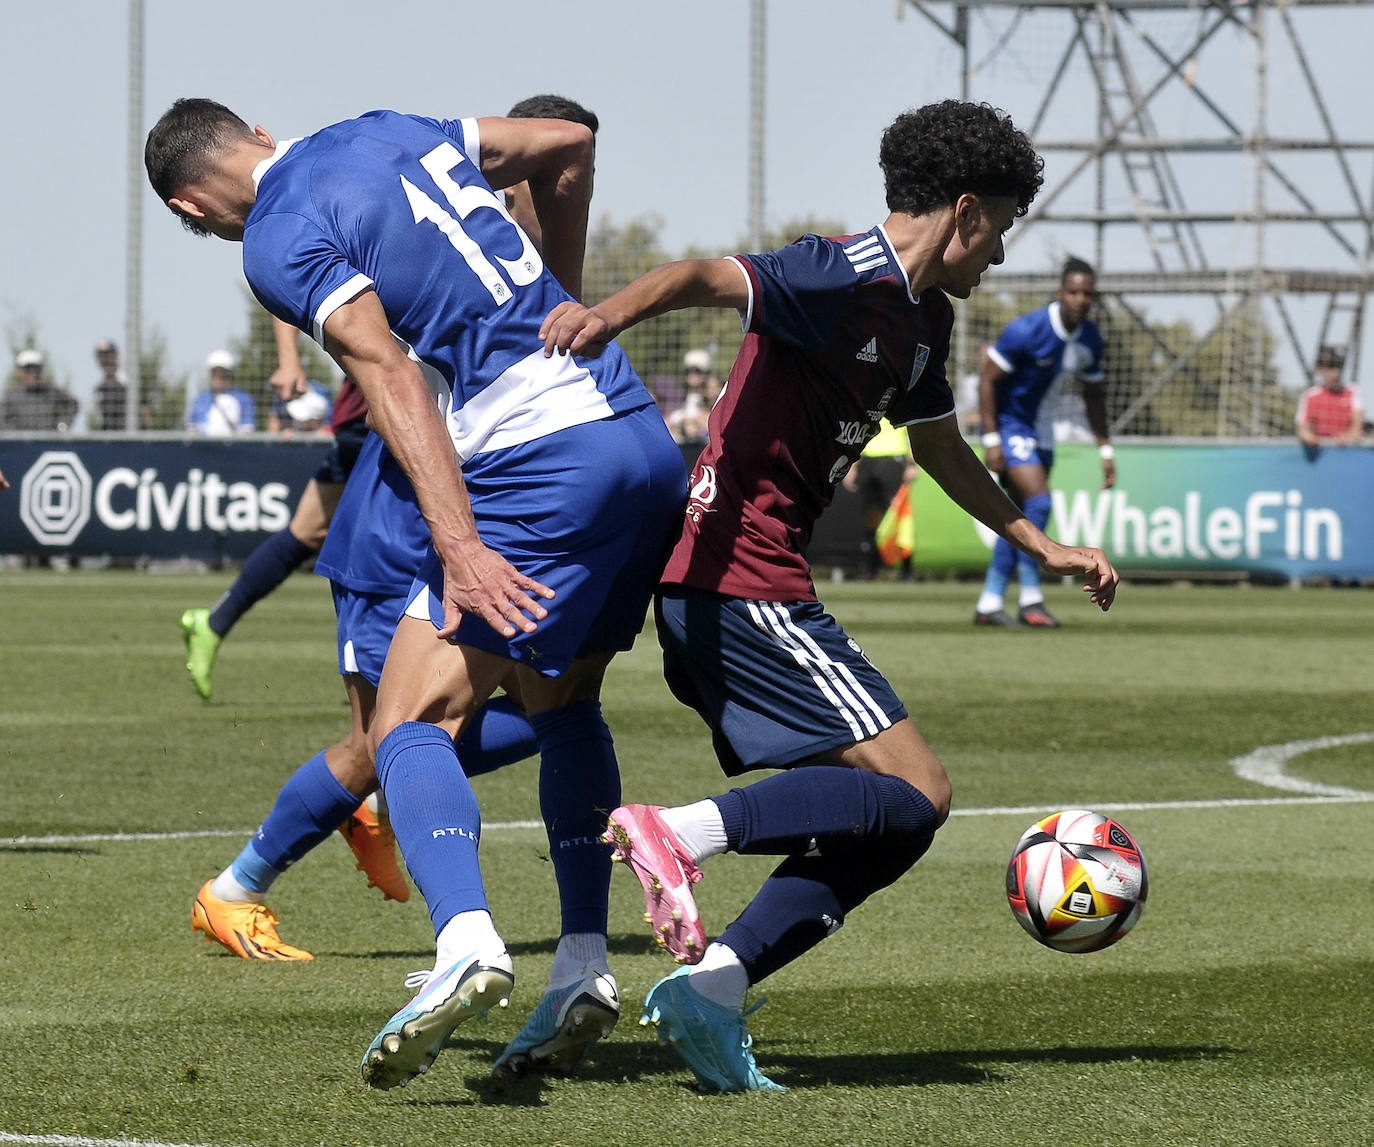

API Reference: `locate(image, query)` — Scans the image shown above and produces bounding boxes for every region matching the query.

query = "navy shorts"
[405,405,686,676]
[655,587,907,776]
[312,419,370,486]
[332,583,407,687]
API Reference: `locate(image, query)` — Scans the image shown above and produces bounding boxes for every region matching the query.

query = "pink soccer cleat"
[603,804,706,964]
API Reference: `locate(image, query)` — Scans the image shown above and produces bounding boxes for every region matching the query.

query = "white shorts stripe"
[744,601,889,739]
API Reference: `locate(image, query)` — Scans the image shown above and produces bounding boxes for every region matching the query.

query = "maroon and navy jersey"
[661,227,956,601]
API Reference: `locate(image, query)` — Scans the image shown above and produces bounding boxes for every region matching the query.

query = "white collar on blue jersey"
[252,138,303,189]
[1048,300,1081,342]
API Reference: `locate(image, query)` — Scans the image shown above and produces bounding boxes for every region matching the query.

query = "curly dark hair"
[506,94,599,138]
[145,98,256,234]
[879,100,1043,218]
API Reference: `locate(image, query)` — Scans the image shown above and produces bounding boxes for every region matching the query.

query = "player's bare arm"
[322,289,553,639]
[976,355,1010,473]
[907,415,1119,610]
[268,316,308,400]
[476,117,593,301]
[1082,381,1117,489]
[540,257,749,358]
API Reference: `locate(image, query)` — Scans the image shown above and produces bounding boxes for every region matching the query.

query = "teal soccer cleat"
[493,966,620,1077]
[640,966,784,1094]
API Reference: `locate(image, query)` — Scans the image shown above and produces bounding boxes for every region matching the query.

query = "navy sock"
[377,721,487,935]
[208,528,315,637]
[530,701,620,936]
[241,751,360,880]
[712,767,934,856]
[455,696,538,778]
[713,772,939,983]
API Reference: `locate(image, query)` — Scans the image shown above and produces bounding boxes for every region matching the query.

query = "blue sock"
[982,538,1016,600]
[715,775,938,983]
[377,721,487,935]
[456,696,538,778]
[530,701,620,936]
[232,751,359,893]
[1016,492,1053,598]
[209,528,315,637]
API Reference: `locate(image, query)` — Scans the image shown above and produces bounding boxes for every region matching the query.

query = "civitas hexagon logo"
[19,451,93,546]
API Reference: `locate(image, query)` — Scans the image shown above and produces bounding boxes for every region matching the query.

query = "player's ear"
[254,125,276,149]
[168,195,206,222]
[953,192,982,233]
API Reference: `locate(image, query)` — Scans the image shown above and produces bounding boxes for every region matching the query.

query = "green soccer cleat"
[180,608,221,700]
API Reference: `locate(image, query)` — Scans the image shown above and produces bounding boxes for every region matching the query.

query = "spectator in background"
[1297,344,1362,449]
[268,379,333,436]
[668,348,714,443]
[2,349,79,431]
[187,349,255,435]
[91,339,132,430]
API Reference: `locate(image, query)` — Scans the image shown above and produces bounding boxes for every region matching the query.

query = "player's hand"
[436,539,555,640]
[269,363,308,401]
[1040,543,1119,612]
[1100,458,1117,490]
[540,301,616,359]
[983,444,1006,475]
[0,465,8,491]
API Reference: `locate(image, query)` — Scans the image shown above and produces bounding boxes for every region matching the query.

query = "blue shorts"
[405,405,686,676]
[996,416,1054,472]
[332,583,407,687]
[312,419,370,486]
[655,587,907,776]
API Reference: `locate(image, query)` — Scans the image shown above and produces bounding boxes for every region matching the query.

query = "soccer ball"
[1005,809,1148,954]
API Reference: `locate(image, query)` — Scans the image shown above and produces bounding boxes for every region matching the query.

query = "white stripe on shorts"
[744,600,892,740]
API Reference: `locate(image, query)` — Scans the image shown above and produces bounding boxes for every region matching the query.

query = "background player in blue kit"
[147,98,685,1090]
[974,257,1115,627]
[540,100,1119,1093]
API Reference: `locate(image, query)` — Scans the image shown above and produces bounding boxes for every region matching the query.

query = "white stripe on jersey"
[844,235,888,274]
[744,601,891,740]
[444,344,615,461]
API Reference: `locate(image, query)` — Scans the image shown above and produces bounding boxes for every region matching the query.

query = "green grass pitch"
[1,572,1371,1146]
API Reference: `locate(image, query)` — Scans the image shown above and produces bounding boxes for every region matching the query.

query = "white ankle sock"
[209,867,264,904]
[660,799,729,864]
[549,932,609,989]
[976,591,1004,615]
[686,942,748,1010]
[1018,589,1044,608]
[435,909,505,968]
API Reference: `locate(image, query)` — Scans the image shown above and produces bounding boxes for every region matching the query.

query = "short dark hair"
[506,94,599,137]
[145,98,256,234]
[1061,256,1096,283]
[879,100,1043,218]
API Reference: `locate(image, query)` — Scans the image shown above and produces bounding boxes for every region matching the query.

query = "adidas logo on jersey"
[855,337,879,363]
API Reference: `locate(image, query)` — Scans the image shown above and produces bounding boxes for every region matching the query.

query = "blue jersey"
[242,110,653,462]
[315,432,429,596]
[988,301,1104,446]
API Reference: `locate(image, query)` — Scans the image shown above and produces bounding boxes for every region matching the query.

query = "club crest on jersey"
[907,344,931,391]
[686,464,718,524]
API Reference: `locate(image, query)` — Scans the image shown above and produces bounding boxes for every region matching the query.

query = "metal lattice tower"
[902,0,1374,435]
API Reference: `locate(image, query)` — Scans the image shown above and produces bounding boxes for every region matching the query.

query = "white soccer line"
[4,733,1372,848]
